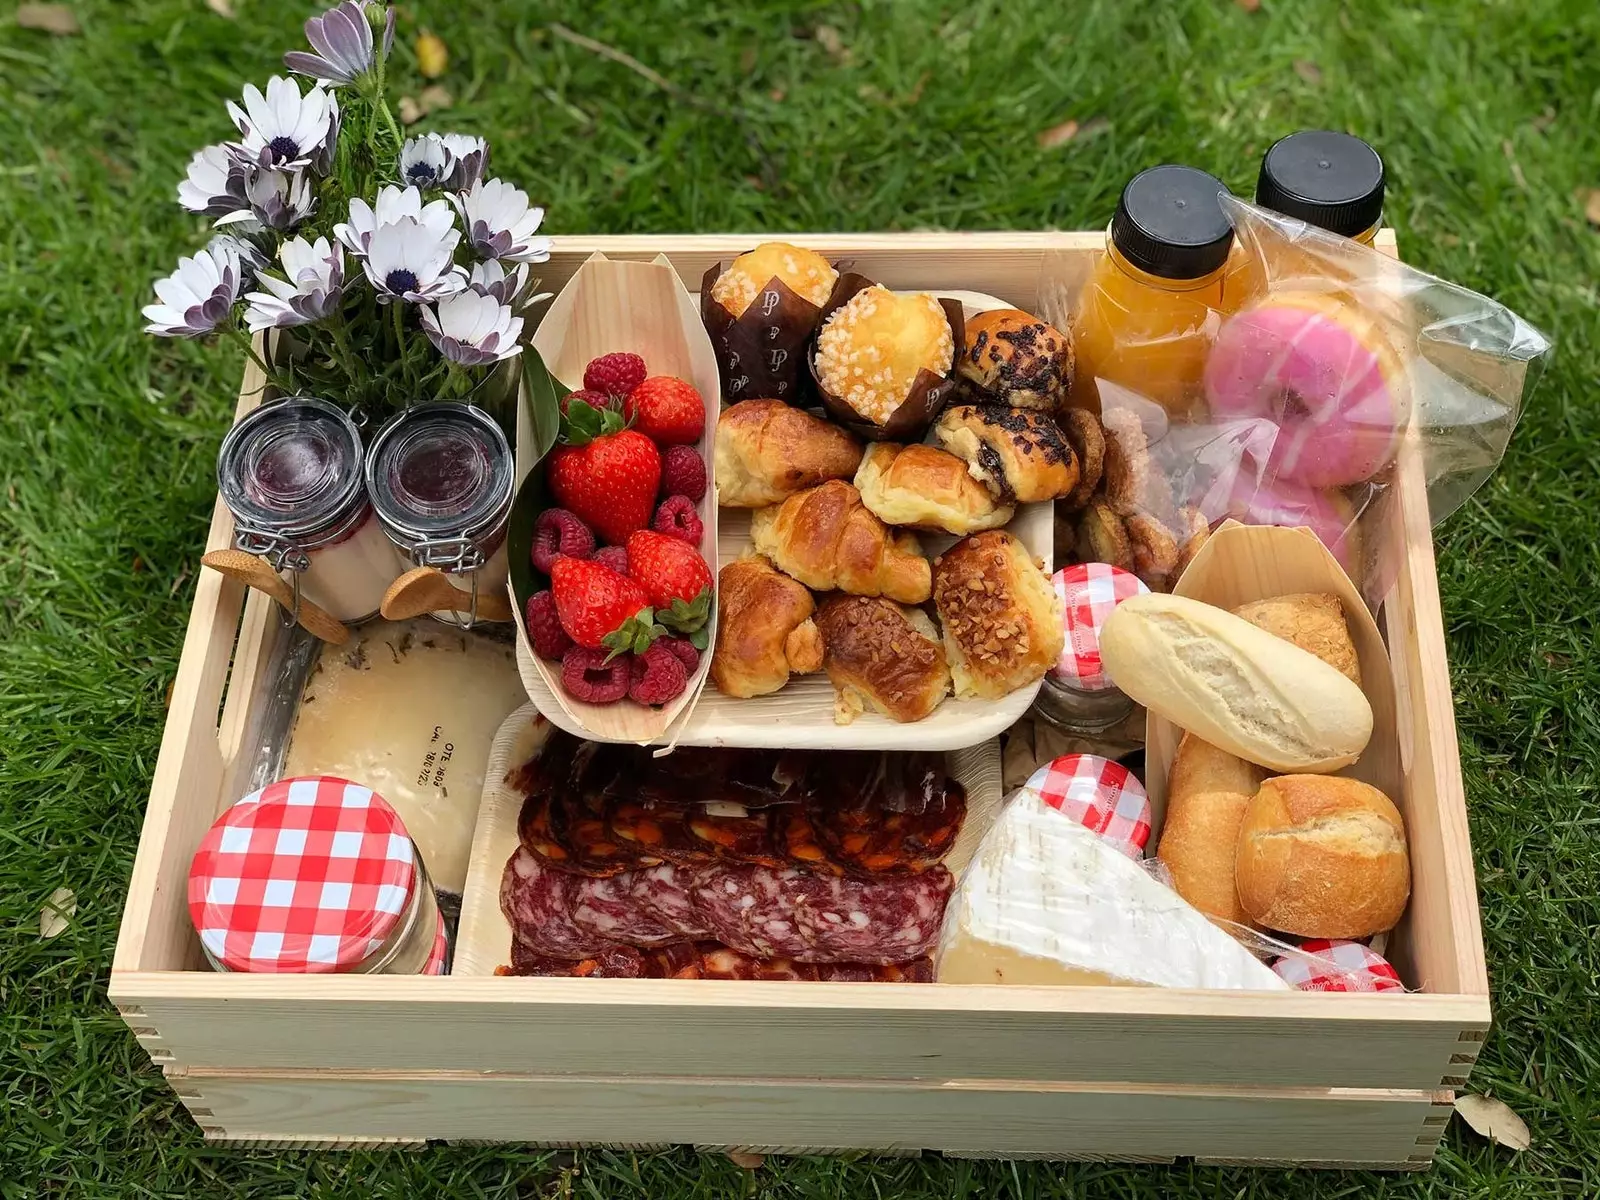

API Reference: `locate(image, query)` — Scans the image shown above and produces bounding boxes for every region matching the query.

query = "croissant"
[750,481,932,604]
[710,557,825,698]
[714,399,863,507]
[815,595,950,724]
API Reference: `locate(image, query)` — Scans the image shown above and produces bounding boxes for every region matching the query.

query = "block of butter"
[936,788,1288,990]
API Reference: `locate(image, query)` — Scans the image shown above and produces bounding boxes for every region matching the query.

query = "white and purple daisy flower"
[439,133,489,191]
[334,184,455,258]
[284,1,395,87]
[451,178,550,264]
[217,166,316,233]
[399,134,451,189]
[421,290,523,366]
[227,76,339,173]
[143,242,246,338]
[177,143,250,217]
[208,233,271,289]
[244,236,346,332]
[361,216,467,305]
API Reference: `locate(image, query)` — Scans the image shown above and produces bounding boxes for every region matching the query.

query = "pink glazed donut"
[1205,292,1409,487]
[1225,474,1362,581]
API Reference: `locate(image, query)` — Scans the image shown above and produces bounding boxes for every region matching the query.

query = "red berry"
[625,376,706,446]
[628,642,688,706]
[592,546,629,575]
[583,352,648,399]
[525,590,573,661]
[626,529,713,611]
[531,508,595,576]
[652,495,703,546]
[549,557,651,649]
[659,445,707,501]
[560,388,609,415]
[561,646,631,704]
[657,636,700,672]
[547,428,661,546]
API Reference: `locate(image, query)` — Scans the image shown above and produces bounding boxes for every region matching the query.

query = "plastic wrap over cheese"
[936,787,1288,990]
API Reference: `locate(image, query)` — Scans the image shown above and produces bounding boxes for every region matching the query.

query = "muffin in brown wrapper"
[806,272,967,443]
[700,263,827,406]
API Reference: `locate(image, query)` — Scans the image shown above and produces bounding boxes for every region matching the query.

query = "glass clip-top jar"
[1032,563,1151,736]
[217,395,399,624]
[366,402,514,629]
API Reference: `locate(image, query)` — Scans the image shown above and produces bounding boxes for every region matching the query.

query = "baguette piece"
[1156,734,1266,929]
[750,480,931,604]
[1233,592,1361,686]
[1235,775,1410,938]
[1099,593,1373,773]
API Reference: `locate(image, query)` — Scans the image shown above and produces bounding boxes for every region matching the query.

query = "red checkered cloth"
[1024,754,1152,858]
[1272,939,1405,993]
[1051,563,1149,691]
[423,909,449,975]
[187,776,419,973]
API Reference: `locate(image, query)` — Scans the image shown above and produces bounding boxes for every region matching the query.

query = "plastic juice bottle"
[1222,130,1386,310]
[1068,165,1234,419]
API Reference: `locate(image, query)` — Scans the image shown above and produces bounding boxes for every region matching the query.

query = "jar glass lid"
[366,403,513,550]
[217,396,365,542]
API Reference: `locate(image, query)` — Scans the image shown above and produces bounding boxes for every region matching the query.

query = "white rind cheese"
[936,791,1289,990]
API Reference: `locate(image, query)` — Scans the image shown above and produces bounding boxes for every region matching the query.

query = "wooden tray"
[111,231,1488,1168]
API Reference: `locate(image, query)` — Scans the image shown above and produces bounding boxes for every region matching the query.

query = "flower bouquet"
[143,0,551,429]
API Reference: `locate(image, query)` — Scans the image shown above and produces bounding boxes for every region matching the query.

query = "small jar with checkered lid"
[1031,562,1149,735]
[187,776,448,975]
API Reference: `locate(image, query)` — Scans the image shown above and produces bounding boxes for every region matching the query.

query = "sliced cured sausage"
[504,941,646,977]
[550,788,655,876]
[607,799,706,864]
[814,958,935,983]
[570,871,684,947]
[639,941,703,979]
[499,846,610,961]
[627,864,713,940]
[686,805,783,866]
[696,944,818,981]
[794,865,954,963]
[690,864,825,959]
[805,753,966,875]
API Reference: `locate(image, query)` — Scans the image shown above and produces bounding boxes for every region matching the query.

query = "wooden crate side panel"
[116,974,1487,1092]
[170,1070,1440,1166]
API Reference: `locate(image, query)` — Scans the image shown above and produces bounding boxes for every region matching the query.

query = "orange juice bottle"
[1068,165,1234,419]
[1222,130,1386,310]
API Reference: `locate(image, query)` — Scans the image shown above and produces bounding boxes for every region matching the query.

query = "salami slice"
[696,944,818,981]
[499,847,610,961]
[517,791,578,871]
[778,805,842,874]
[687,805,783,866]
[628,863,713,939]
[794,865,954,964]
[814,958,934,983]
[550,788,655,876]
[639,942,703,979]
[608,799,706,864]
[691,863,824,959]
[570,871,683,947]
[805,753,966,875]
[505,941,646,977]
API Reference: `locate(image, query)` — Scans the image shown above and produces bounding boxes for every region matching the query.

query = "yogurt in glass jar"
[217,396,397,623]
[366,402,515,627]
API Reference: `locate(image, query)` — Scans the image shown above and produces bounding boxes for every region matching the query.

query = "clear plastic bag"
[1042,198,1552,603]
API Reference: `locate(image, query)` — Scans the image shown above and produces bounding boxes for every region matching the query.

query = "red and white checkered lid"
[187,776,418,973]
[1272,939,1405,993]
[423,909,449,976]
[1023,754,1152,858]
[1051,563,1149,691]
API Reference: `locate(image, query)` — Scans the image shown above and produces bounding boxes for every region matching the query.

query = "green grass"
[2,0,1598,1194]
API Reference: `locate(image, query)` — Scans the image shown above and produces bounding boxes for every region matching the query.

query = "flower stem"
[225,324,287,396]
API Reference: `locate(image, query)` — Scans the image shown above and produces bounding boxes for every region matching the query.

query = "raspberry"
[561,646,631,704]
[583,352,648,399]
[628,642,688,706]
[653,495,703,546]
[561,388,610,415]
[657,636,700,672]
[525,590,573,661]
[659,444,707,501]
[593,546,629,575]
[531,508,594,576]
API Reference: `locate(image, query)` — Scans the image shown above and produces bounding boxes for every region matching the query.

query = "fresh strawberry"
[626,530,712,646]
[547,398,661,545]
[624,376,706,446]
[549,557,654,651]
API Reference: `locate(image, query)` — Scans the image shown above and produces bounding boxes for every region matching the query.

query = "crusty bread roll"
[853,442,1015,535]
[750,480,931,604]
[814,595,950,724]
[956,308,1074,412]
[715,399,863,508]
[1099,593,1373,773]
[709,557,824,698]
[1156,734,1267,929]
[932,530,1064,700]
[933,404,1080,504]
[1235,775,1410,938]
[1233,592,1361,686]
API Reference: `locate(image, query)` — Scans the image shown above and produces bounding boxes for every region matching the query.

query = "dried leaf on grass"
[1455,1094,1531,1150]
[416,30,448,79]
[399,86,453,125]
[205,0,235,18]
[814,24,852,64]
[725,1151,765,1169]
[1582,188,1600,228]
[1293,60,1323,85]
[40,887,76,939]
[1234,0,1261,10]
[1037,116,1110,149]
[17,4,80,34]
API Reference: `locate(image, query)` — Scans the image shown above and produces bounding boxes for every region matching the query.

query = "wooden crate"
[111,232,1489,1168]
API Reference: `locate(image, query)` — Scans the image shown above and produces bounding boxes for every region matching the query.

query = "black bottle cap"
[1256,130,1385,237]
[1110,165,1235,280]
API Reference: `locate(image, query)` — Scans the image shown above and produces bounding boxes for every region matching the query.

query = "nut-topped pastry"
[815,286,954,427]
[815,595,950,725]
[932,530,1064,701]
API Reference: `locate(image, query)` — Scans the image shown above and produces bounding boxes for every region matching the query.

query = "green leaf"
[521,348,562,462]
[601,609,665,661]
[656,588,711,635]
[689,626,711,651]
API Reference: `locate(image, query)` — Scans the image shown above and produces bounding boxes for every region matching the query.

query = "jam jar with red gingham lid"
[1012,753,1153,859]
[187,776,446,975]
[1031,562,1151,735]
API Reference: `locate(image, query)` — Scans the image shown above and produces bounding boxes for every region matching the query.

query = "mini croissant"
[710,557,825,698]
[750,480,932,604]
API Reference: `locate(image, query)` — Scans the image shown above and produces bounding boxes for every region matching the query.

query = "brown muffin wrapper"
[805,272,967,443]
[699,263,826,406]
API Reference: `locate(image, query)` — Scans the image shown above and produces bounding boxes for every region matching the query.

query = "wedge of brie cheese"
[936,790,1288,990]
